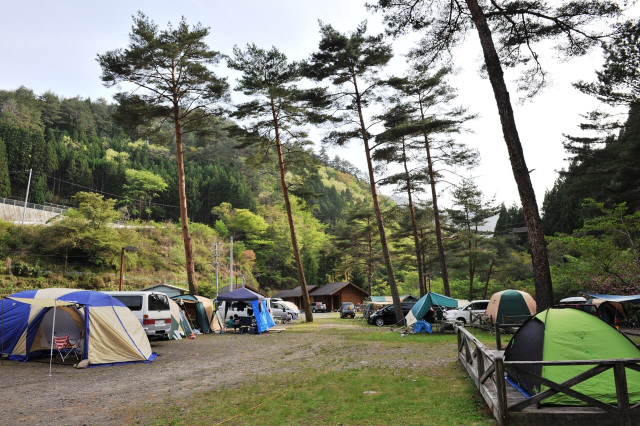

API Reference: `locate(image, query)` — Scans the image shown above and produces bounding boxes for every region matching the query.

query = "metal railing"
[0,197,68,214]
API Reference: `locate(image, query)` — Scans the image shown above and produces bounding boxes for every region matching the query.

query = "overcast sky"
[0,0,627,210]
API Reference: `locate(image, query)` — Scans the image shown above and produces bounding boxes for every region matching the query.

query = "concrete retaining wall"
[0,203,63,224]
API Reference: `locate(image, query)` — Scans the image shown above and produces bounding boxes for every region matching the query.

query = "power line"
[9,169,180,209]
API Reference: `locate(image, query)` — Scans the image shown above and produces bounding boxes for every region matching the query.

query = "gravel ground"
[0,317,457,425]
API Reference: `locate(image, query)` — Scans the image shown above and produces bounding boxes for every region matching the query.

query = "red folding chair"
[53,335,80,362]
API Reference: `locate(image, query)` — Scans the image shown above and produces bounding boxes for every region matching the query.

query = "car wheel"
[457,317,466,325]
[375,317,385,327]
[287,313,293,321]
[312,308,316,313]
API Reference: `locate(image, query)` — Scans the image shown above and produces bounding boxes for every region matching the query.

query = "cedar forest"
[0,3,639,321]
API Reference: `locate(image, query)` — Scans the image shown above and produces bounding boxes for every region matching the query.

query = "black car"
[368,302,416,327]
[339,302,355,319]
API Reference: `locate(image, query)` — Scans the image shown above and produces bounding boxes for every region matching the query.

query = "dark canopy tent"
[217,287,264,302]
[216,287,274,333]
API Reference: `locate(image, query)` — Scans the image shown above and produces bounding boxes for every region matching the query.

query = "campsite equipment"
[217,287,275,333]
[171,294,221,334]
[0,288,155,373]
[413,320,432,333]
[405,292,458,326]
[504,308,640,405]
[484,289,536,325]
[168,298,192,339]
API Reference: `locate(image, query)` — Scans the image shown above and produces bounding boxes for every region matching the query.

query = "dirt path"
[0,321,458,425]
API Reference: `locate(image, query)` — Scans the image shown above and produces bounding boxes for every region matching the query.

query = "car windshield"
[342,303,354,309]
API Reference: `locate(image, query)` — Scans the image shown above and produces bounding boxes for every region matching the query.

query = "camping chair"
[53,335,80,362]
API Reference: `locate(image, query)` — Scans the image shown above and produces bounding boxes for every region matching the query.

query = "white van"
[105,291,171,339]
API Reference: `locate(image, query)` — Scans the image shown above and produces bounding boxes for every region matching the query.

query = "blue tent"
[405,292,458,326]
[1,288,155,370]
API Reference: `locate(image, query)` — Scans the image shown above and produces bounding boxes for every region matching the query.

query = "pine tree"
[228,44,332,321]
[305,22,405,324]
[383,66,477,296]
[372,0,622,310]
[98,12,230,294]
[447,179,499,301]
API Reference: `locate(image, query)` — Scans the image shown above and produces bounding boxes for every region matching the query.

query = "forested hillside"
[0,87,376,294]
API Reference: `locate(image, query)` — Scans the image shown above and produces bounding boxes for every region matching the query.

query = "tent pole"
[1,298,4,367]
[49,300,57,378]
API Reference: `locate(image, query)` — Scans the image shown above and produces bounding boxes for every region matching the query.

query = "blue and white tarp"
[251,300,275,333]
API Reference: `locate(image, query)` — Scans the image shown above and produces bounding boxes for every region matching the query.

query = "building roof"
[272,286,317,299]
[141,283,188,293]
[368,295,417,303]
[310,282,368,297]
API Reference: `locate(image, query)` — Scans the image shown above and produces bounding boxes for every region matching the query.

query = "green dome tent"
[504,308,640,405]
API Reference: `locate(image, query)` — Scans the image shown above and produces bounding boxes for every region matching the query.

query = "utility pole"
[229,235,234,290]
[213,241,219,297]
[21,169,32,225]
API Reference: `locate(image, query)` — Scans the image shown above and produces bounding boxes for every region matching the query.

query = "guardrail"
[0,197,68,214]
[456,325,640,425]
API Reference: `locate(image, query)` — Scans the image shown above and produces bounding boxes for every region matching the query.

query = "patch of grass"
[143,363,494,425]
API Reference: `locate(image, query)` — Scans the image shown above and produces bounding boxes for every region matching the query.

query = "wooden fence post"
[614,362,630,424]
[495,356,508,425]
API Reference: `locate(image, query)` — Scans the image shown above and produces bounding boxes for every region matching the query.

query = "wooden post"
[614,362,630,423]
[119,247,125,291]
[477,346,485,387]
[495,322,501,350]
[495,356,508,425]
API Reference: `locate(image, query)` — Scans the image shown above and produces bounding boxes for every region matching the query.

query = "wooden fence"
[456,325,640,425]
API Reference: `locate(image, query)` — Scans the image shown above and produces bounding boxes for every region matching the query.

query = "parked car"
[105,291,171,339]
[310,302,326,313]
[339,302,355,319]
[368,302,415,327]
[271,299,299,321]
[444,300,489,325]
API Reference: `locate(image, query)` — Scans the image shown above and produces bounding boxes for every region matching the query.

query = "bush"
[11,261,40,278]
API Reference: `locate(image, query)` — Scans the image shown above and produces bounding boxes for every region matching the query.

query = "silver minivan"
[105,291,171,339]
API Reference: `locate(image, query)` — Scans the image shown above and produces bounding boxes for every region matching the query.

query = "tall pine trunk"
[465,0,553,311]
[353,75,404,323]
[401,138,426,296]
[270,98,314,322]
[173,101,198,294]
[367,218,373,296]
[418,103,451,296]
